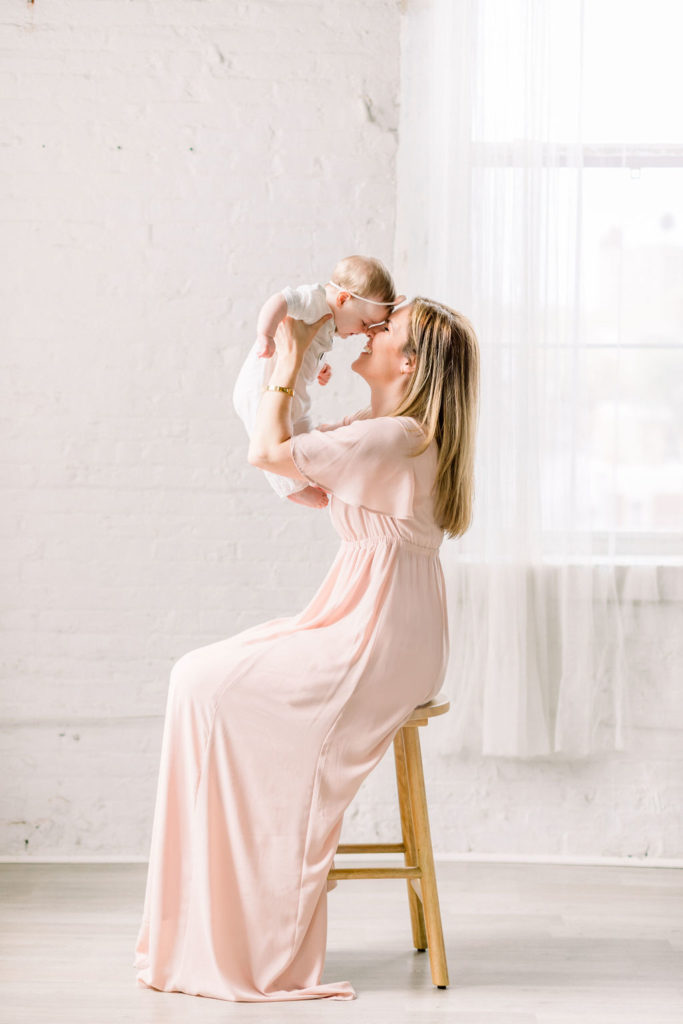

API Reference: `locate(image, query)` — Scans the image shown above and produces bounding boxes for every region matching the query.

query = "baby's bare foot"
[287,486,329,509]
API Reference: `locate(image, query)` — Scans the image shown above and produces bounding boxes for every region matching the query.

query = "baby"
[233,254,403,508]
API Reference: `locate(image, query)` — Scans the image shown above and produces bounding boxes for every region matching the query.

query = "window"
[475,0,683,554]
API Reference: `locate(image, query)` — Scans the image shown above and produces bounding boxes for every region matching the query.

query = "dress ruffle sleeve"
[290,415,423,519]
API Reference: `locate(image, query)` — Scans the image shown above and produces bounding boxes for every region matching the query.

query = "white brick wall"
[2,0,681,862]
[1,0,401,856]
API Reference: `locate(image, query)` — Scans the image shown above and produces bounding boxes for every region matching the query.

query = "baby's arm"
[256,292,288,358]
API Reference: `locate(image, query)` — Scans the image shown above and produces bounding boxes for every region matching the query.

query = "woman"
[133,297,480,1002]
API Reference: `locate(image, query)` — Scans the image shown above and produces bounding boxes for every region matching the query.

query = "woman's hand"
[274,314,333,366]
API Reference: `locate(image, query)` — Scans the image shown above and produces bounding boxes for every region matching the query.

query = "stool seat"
[328,689,450,989]
[404,692,450,725]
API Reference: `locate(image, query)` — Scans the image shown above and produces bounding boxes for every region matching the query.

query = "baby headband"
[327,280,403,307]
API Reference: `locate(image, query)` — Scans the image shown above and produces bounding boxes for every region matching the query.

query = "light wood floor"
[1,860,681,1023]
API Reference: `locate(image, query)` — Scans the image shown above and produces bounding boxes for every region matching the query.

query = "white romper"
[232,283,335,498]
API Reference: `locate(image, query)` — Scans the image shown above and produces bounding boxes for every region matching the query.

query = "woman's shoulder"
[343,411,428,447]
[315,411,428,455]
[345,408,424,430]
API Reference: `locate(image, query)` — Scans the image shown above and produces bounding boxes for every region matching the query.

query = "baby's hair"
[331,255,397,306]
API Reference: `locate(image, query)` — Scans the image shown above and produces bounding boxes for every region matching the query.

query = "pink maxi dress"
[133,409,449,1002]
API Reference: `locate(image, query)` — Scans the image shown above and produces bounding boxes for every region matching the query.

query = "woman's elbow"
[247,444,268,468]
[248,437,291,469]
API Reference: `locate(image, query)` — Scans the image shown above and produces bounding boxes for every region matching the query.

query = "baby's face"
[333,295,389,339]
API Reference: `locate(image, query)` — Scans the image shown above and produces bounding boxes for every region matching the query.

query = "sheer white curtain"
[396,0,635,758]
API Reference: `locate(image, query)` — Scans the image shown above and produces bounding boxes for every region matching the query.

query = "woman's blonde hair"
[393,297,480,539]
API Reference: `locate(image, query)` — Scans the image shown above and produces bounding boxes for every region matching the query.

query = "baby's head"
[325,255,402,338]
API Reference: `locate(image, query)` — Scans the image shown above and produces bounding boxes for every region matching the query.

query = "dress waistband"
[340,537,440,556]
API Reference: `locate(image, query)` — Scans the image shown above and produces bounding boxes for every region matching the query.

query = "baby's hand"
[255,333,276,359]
[317,362,332,386]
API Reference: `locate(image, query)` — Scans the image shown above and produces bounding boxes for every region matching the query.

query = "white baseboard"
[0,852,681,868]
[433,852,683,868]
[0,855,150,864]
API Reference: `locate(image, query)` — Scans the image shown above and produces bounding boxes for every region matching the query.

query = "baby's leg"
[284,415,327,505]
[234,348,326,507]
[287,486,329,509]
[232,339,269,435]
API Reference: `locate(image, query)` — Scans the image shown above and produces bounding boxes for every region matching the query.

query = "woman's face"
[350,304,415,385]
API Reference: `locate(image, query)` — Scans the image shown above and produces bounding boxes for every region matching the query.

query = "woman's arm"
[247,313,332,478]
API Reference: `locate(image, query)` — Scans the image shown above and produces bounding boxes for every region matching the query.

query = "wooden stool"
[328,692,450,988]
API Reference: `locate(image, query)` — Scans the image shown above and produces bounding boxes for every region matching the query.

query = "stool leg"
[393,729,428,951]
[403,726,449,988]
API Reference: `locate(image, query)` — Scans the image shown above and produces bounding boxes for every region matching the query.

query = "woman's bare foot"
[287,485,329,509]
